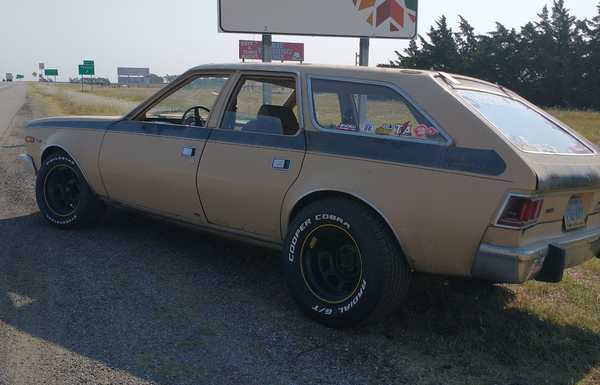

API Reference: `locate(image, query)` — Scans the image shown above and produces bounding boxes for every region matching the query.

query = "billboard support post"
[262,33,273,104]
[357,37,370,130]
[262,34,273,63]
[359,37,369,66]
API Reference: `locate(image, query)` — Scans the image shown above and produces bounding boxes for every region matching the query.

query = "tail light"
[497,196,544,229]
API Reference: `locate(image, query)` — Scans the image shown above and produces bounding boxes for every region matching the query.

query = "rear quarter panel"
[283,68,538,277]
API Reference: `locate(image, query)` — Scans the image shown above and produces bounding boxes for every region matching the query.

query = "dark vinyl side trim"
[31,118,507,177]
[28,118,118,130]
[306,131,507,176]
[108,120,211,141]
[208,129,305,151]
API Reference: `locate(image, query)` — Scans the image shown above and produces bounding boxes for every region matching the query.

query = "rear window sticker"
[412,124,428,139]
[336,123,358,132]
[426,126,439,137]
[361,121,375,133]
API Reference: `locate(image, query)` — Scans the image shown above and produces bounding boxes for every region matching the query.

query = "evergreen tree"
[388,0,597,109]
[454,16,479,75]
[478,23,522,91]
[583,2,600,109]
[420,16,461,72]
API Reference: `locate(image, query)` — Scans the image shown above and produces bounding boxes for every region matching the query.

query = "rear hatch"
[451,78,600,242]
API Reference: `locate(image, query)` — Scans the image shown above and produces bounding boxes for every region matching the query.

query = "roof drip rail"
[437,71,461,86]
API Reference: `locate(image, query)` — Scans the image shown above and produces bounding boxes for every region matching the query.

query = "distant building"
[117,67,151,86]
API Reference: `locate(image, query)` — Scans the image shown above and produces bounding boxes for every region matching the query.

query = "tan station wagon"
[20,64,600,327]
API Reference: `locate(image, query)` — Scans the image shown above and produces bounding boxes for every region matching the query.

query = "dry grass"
[27,84,135,117]
[25,83,600,384]
[55,83,161,104]
[548,109,600,146]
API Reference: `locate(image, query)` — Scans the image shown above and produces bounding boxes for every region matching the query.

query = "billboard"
[118,67,151,85]
[219,0,418,39]
[239,40,304,62]
[117,67,150,77]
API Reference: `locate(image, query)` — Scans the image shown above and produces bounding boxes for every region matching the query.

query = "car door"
[99,73,232,223]
[196,72,306,240]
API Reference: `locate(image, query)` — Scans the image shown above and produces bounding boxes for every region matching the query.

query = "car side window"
[221,76,300,136]
[144,75,229,127]
[311,79,445,143]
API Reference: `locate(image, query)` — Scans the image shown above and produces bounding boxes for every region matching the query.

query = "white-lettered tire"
[35,153,104,229]
[283,198,411,328]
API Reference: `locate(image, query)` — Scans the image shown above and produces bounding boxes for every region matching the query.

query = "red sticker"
[427,126,439,137]
[412,124,428,139]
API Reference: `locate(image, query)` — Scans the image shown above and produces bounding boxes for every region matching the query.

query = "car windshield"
[458,90,593,155]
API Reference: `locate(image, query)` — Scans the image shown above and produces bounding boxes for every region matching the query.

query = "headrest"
[257,105,300,135]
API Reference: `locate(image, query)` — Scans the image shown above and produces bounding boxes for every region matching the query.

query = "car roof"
[188,63,505,92]
[189,62,435,76]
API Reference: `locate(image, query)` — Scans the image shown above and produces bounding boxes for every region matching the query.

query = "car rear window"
[458,90,593,155]
[311,79,447,144]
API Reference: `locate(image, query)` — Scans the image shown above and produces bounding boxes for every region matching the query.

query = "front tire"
[283,198,411,328]
[35,153,104,229]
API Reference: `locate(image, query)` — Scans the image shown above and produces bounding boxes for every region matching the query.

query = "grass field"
[25,83,600,384]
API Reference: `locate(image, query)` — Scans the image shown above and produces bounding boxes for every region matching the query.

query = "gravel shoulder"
[0,85,598,385]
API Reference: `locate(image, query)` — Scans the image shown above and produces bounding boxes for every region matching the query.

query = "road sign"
[44,69,58,76]
[219,0,418,39]
[240,40,304,62]
[16,74,24,80]
[78,65,95,76]
[83,60,94,66]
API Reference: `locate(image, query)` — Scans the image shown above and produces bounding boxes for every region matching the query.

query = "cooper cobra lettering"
[289,218,312,263]
[315,214,351,230]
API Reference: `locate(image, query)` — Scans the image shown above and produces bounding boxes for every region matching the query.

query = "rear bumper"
[18,154,37,175]
[472,227,600,283]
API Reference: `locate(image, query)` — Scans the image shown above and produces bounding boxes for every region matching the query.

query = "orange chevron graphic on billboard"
[353,0,417,32]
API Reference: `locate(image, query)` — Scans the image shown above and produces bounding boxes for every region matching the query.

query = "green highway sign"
[44,69,58,76]
[78,65,95,76]
[16,74,24,79]
[83,60,94,66]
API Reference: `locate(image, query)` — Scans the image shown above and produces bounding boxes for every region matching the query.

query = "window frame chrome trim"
[212,69,305,137]
[126,71,235,126]
[306,75,454,147]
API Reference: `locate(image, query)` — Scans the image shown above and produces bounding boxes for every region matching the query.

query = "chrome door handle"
[181,147,196,157]
[272,159,291,170]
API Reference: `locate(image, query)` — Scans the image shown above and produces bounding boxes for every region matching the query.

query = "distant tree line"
[386,0,600,110]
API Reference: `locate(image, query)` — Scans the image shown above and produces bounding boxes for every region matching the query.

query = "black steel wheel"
[36,152,104,228]
[300,224,363,304]
[283,198,411,328]
[43,164,82,217]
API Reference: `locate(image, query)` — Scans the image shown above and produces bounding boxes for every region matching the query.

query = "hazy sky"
[0,0,597,82]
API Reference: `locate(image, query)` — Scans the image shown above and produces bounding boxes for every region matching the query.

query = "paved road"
[0,84,26,139]
[0,85,597,385]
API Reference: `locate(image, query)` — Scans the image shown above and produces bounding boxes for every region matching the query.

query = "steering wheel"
[181,106,211,127]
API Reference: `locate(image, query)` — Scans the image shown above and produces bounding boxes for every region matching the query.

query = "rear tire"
[283,198,410,328]
[36,153,104,229]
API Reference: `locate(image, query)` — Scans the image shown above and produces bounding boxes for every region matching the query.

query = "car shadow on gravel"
[0,209,599,385]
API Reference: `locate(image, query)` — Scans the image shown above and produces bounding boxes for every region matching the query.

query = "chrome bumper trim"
[472,227,600,283]
[18,154,37,175]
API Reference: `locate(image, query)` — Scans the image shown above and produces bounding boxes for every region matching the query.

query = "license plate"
[564,197,586,232]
